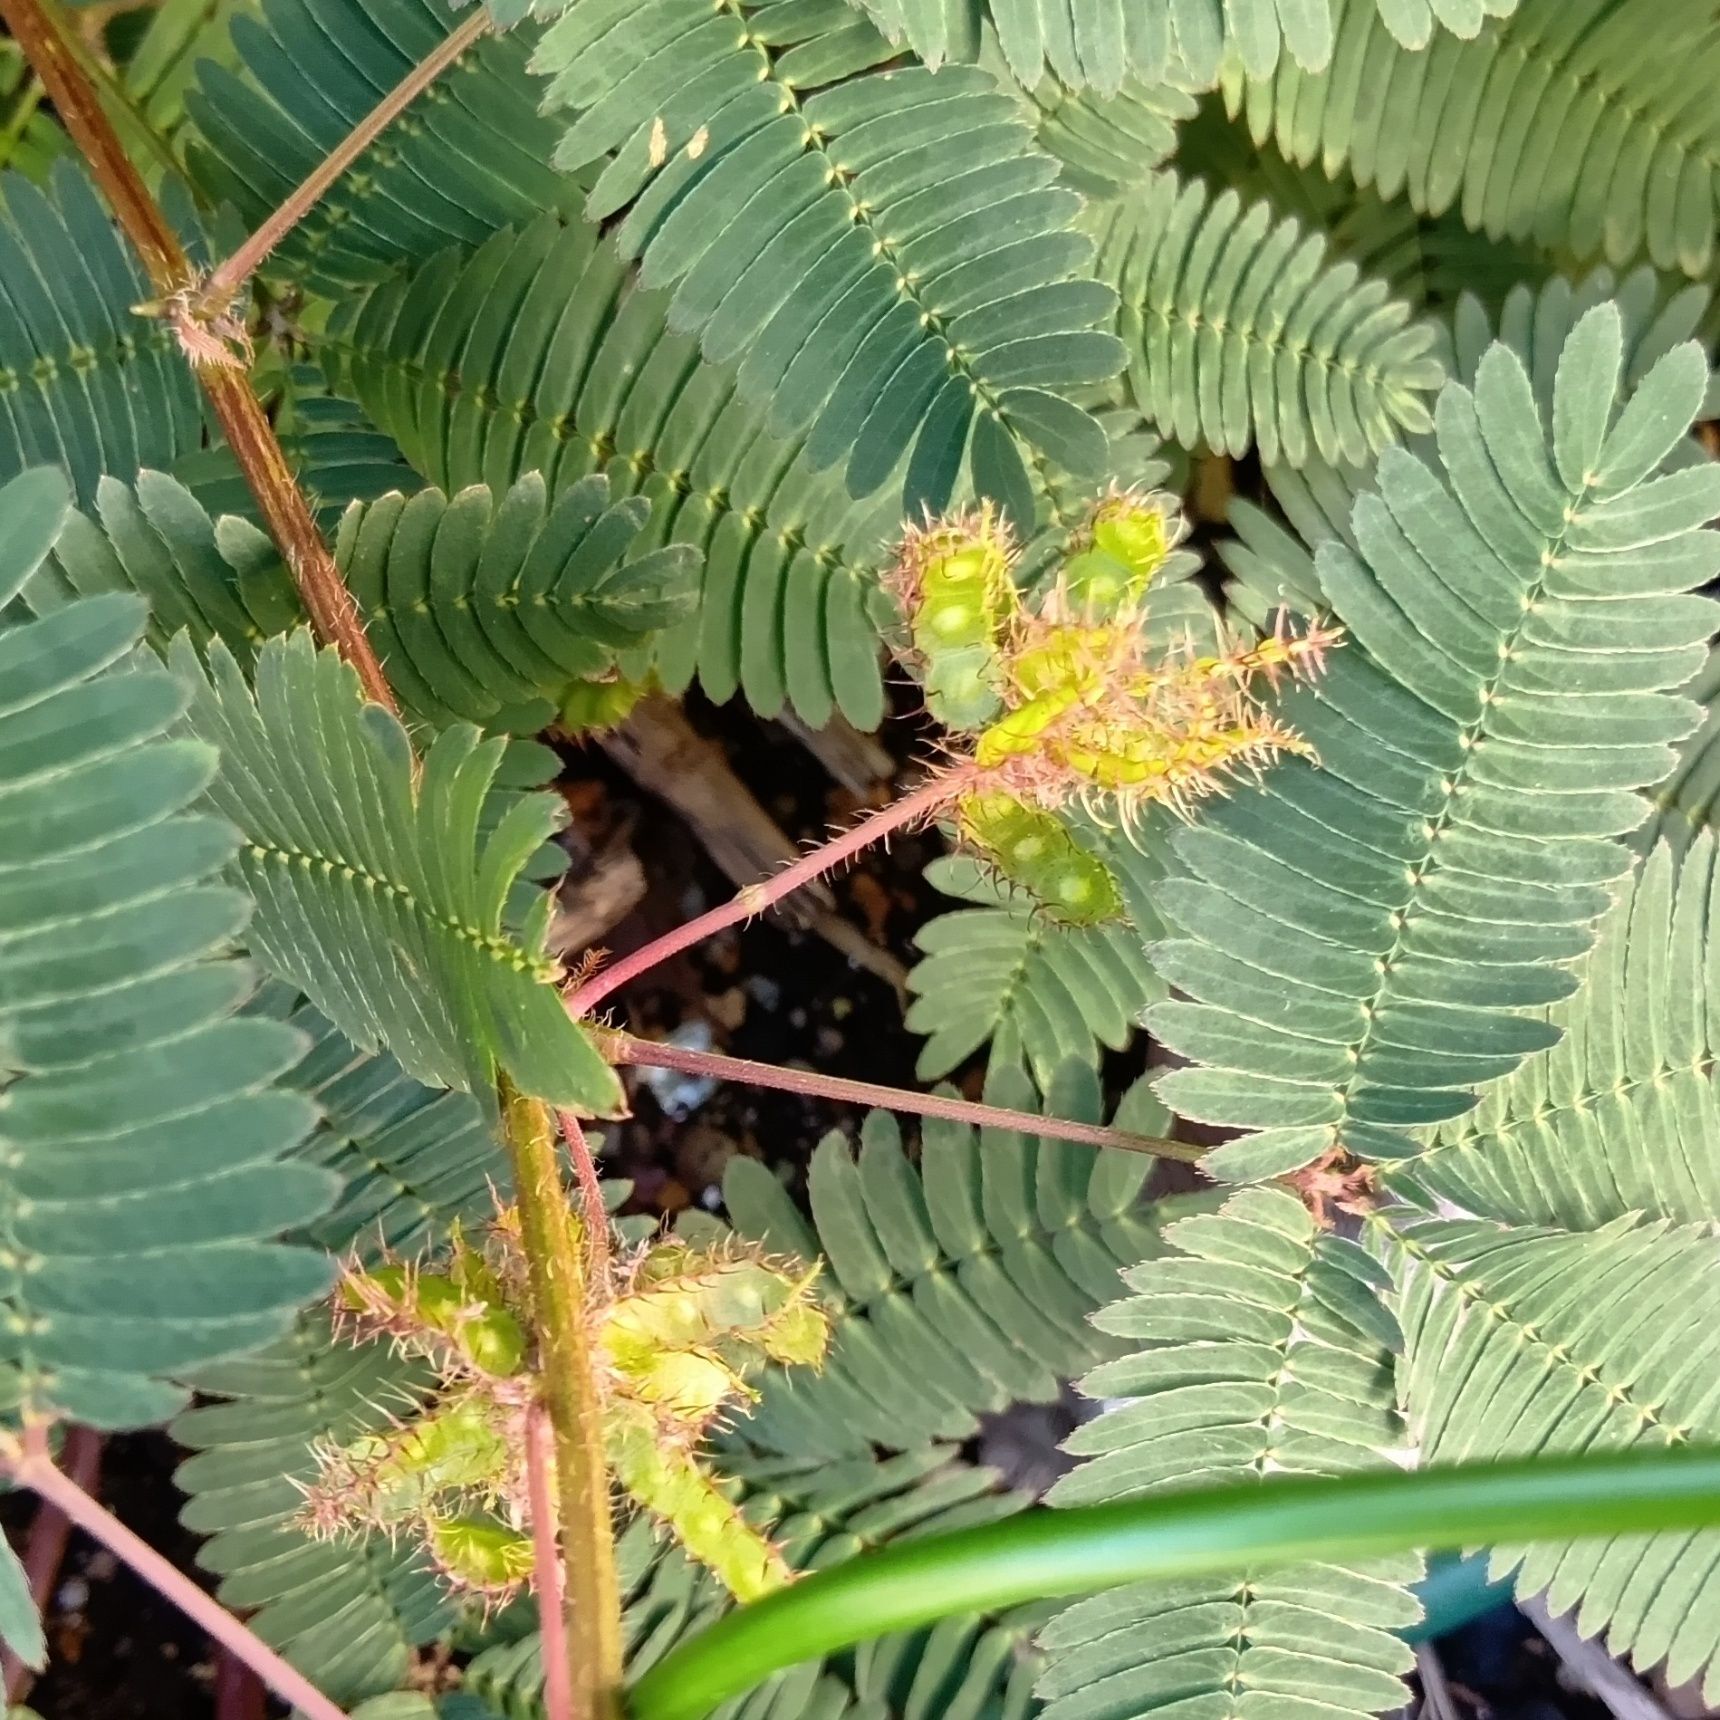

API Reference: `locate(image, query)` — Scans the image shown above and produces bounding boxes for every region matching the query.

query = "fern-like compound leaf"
[521,0,1123,515]
[170,629,621,1111]
[1039,1185,1418,1720]
[907,855,1166,1086]
[723,1068,1186,1457]
[324,215,901,730]
[1152,305,1718,1181]
[1395,837,1720,1229]
[1221,0,1720,279]
[173,1318,456,1701]
[0,467,332,1429]
[1092,171,1444,468]
[184,0,577,289]
[1384,1210,1720,1699]
[334,474,698,730]
[0,163,201,503]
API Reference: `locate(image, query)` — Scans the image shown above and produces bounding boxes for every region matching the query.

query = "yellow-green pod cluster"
[957,792,1122,925]
[1060,489,1180,616]
[886,510,1018,731]
[341,1254,527,1378]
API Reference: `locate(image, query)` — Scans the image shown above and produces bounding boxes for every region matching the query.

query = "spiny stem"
[526,1406,576,1720]
[602,1032,1205,1163]
[556,1110,612,1286]
[187,9,490,318]
[568,775,955,1017]
[502,1082,623,1720]
[3,1425,348,1720]
[0,0,400,714]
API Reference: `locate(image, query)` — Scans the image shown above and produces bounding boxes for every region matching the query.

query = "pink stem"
[1,1425,101,1702]
[526,1405,575,1720]
[566,776,955,1017]
[556,1109,612,1286]
[7,1427,348,1720]
[604,1033,1203,1163]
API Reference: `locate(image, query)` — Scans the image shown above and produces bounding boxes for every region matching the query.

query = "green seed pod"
[607,1407,791,1603]
[957,793,1123,925]
[1061,490,1182,617]
[883,508,1019,733]
[561,673,648,733]
[429,1515,534,1595]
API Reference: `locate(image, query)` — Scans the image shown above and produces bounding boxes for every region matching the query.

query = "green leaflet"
[172,993,518,1700]
[1394,836,1720,1228]
[1039,1184,1418,1720]
[520,0,1122,516]
[1091,170,1445,470]
[847,0,1519,91]
[0,1519,42,1672]
[906,856,1163,1085]
[1221,0,1720,279]
[0,467,332,1429]
[170,628,622,1111]
[1151,305,1719,1180]
[0,162,201,503]
[183,0,578,290]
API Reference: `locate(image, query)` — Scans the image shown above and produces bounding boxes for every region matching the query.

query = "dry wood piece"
[594,698,907,995]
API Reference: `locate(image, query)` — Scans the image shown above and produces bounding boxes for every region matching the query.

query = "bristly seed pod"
[1055,487,1185,619]
[881,506,1020,731]
[957,792,1122,925]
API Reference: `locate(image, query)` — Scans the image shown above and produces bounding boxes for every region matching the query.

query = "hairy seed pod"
[561,672,649,733]
[1057,488,1184,618]
[429,1515,535,1596]
[882,507,1020,731]
[606,1405,792,1603]
[957,792,1122,925]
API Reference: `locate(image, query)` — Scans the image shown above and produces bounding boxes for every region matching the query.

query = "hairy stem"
[556,1110,612,1286]
[4,1427,348,1720]
[0,0,399,713]
[603,1032,1204,1163]
[526,1406,576,1720]
[568,776,954,1017]
[188,9,490,317]
[502,1082,623,1720]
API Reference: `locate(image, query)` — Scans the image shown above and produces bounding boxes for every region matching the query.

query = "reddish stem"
[1,1425,101,1703]
[6,1427,348,1720]
[604,1033,1203,1163]
[188,9,490,316]
[526,1406,575,1720]
[566,776,955,1018]
[556,1109,612,1286]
